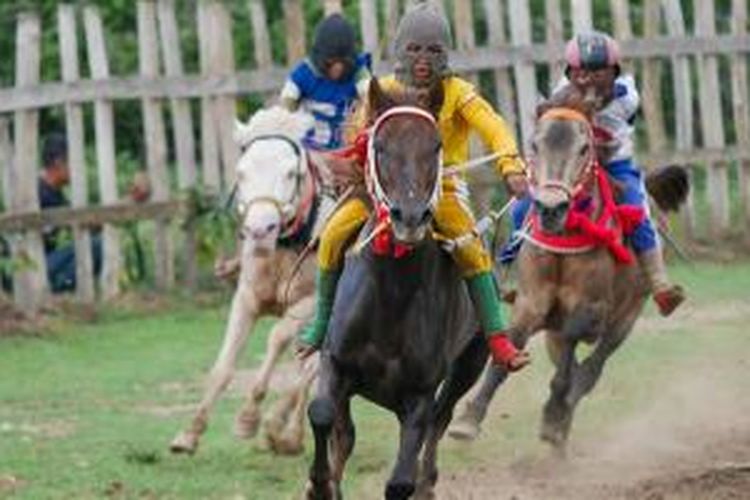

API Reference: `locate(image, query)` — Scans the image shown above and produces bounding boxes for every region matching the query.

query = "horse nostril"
[266,223,278,233]
[419,208,431,224]
[390,207,403,222]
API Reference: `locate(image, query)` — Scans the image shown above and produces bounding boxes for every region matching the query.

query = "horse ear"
[425,80,444,119]
[368,77,395,118]
[234,119,250,146]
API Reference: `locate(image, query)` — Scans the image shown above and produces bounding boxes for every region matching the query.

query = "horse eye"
[578,143,590,156]
[531,142,539,154]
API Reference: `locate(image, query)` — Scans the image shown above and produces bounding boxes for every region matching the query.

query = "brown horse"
[449,107,688,451]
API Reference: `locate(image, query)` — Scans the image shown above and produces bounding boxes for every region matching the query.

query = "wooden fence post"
[483,0,517,129]
[571,0,593,33]
[641,1,668,154]
[730,0,750,237]
[138,0,174,290]
[11,12,47,313]
[544,0,565,92]
[84,5,122,299]
[283,0,306,65]
[158,0,198,289]
[661,0,696,239]
[608,1,635,74]
[197,1,221,192]
[0,118,10,208]
[508,0,537,151]
[206,1,239,188]
[58,4,95,303]
[384,0,400,59]
[694,1,730,236]
[360,0,380,61]
[248,0,273,69]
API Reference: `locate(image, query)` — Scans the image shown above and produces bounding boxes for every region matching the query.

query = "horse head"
[530,107,595,234]
[233,107,316,250]
[366,77,444,245]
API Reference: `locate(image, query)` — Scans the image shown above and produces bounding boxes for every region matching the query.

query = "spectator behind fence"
[1,134,153,294]
[39,133,103,293]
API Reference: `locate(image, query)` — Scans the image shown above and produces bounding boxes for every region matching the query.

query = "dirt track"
[435,300,750,500]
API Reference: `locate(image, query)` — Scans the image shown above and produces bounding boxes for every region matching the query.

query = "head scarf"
[310,14,357,78]
[393,3,452,87]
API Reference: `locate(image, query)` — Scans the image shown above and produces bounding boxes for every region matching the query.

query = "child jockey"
[297,4,530,371]
[279,13,371,150]
[501,31,685,316]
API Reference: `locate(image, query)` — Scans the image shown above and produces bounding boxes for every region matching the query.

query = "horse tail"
[645,164,690,212]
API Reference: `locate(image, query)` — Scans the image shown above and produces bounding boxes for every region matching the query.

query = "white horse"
[170,106,333,455]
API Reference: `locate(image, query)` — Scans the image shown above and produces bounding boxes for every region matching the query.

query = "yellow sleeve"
[457,85,526,177]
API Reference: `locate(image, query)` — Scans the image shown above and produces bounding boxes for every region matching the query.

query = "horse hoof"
[304,479,340,500]
[169,431,198,455]
[385,481,415,500]
[539,424,566,454]
[413,481,436,500]
[267,431,304,456]
[233,408,261,439]
[447,414,481,441]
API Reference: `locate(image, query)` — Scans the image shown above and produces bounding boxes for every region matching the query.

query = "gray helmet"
[393,3,452,86]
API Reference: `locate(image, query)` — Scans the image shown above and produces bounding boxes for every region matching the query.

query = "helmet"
[564,31,621,75]
[393,3,452,86]
[310,14,357,76]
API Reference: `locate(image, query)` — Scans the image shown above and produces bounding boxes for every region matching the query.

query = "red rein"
[530,166,644,264]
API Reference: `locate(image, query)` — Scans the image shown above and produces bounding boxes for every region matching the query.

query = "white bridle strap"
[235,134,311,237]
[366,106,443,210]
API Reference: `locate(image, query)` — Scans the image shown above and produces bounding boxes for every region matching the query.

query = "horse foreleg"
[386,396,432,500]
[419,335,487,499]
[447,361,507,442]
[566,326,629,409]
[330,397,355,484]
[306,353,346,500]
[170,285,258,455]
[267,355,317,455]
[234,298,312,439]
[449,297,543,442]
[541,307,599,451]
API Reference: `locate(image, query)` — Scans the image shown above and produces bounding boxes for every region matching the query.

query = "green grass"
[0,262,749,499]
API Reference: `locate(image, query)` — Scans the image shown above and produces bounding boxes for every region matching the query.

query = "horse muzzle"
[534,189,570,235]
[389,204,432,245]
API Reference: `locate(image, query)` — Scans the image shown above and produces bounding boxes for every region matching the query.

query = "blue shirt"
[280,53,371,150]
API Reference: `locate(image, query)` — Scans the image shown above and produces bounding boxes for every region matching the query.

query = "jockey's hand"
[504,173,529,197]
[295,339,318,360]
[214,255,240,282]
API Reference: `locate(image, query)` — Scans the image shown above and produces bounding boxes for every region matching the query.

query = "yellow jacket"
[361,75,525,177]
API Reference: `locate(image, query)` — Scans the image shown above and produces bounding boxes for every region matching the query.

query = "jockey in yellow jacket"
[299,4,529,370]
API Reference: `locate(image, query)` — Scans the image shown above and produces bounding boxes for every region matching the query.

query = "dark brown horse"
[304,80,489,500]
[449,107,688,452]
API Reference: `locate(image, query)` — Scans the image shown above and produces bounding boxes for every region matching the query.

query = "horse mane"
[233,106,314,148]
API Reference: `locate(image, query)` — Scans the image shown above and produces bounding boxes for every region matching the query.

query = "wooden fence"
[0,0,748,313]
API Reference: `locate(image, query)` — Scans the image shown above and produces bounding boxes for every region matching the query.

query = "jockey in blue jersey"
[279,13,371,150]
[501,31,685,317]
